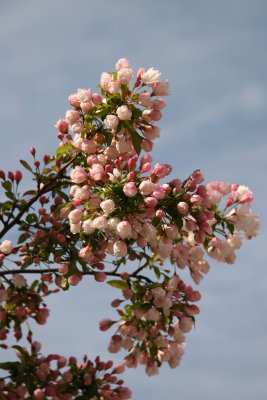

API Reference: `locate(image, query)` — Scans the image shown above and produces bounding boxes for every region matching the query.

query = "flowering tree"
[0,58,259,399]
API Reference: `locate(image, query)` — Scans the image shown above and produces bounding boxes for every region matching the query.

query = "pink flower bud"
[177,202,189,215]
[190,194,203,206]
[58,263,69,274]
[33,388,45,399]
[141,162,151,173]
[144,196,157,207]
[99,318,113,331]
[35,307,49,325]
[95,272,107,282]
[156,209,164,218]
[141,139,153,152]
[8,171,14,181]
[55,119,68,134]
[68,274,81,286]
[14,170,23,182]
[30,147,36,156]
[92,93,102,105]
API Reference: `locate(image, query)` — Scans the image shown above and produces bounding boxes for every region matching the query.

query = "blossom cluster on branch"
[0,58,259,399]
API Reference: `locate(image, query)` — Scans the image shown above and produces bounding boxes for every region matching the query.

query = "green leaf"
[0,361,22,374]
[154,266,161,279]
[5,191,14,200]
[124,122,143,155]
[26,213,38,224]
[17,233,28,244]
[107,280,129,289]
[61,276,69,291]
[56,143,74,158]
[104,130,113,146]
[2,181,12,191]
[20,159,33,173]
[23,190,37,196]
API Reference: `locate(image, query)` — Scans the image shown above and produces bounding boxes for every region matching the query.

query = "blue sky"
[0,1,266,399]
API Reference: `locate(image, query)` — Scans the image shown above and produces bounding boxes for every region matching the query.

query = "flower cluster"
[0,344,131,399]
[0,279,52,344]
[101,275,200,375]
[0,58,259,397]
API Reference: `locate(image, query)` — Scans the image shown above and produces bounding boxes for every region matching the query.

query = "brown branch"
[0,267,152,282]
[0,154,78,240]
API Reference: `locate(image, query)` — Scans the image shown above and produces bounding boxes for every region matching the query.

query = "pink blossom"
[79,245,92,261]
[115,58,130,71]
[138,91,152,108]
[82,219,95,234]
[117,221,133,239]
[100,199,115,214]
[80,101,93,112]
[117,105,132,120]
[104,114,119,130]
[81,139,97,154]
[144,196,158,207]
[141,68,161,85]
[65,110,80,125]
[71,120,84,133]
[100,72,113,90]
[70,222,82,234]
[152,80,170,96]
[139,180,155,195]
[55,119,68,134]
[113,240,128,257]
[70,166,87,183]
[116,140,132,153]
[151,98,167,110]
[68,93,80,108]
[118,68,133,84]
[0,239,13,254]
[76,88,91,103]
[90,163,105,180]
[123,182,137,197]
[12,274,26,288]
[68,209,82,224]
[92,216,108,230]
[142,125,160,140]
[141,138,153,152]
[234,185,254,203]
[145,307,160,321]
[107,80,121,94]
